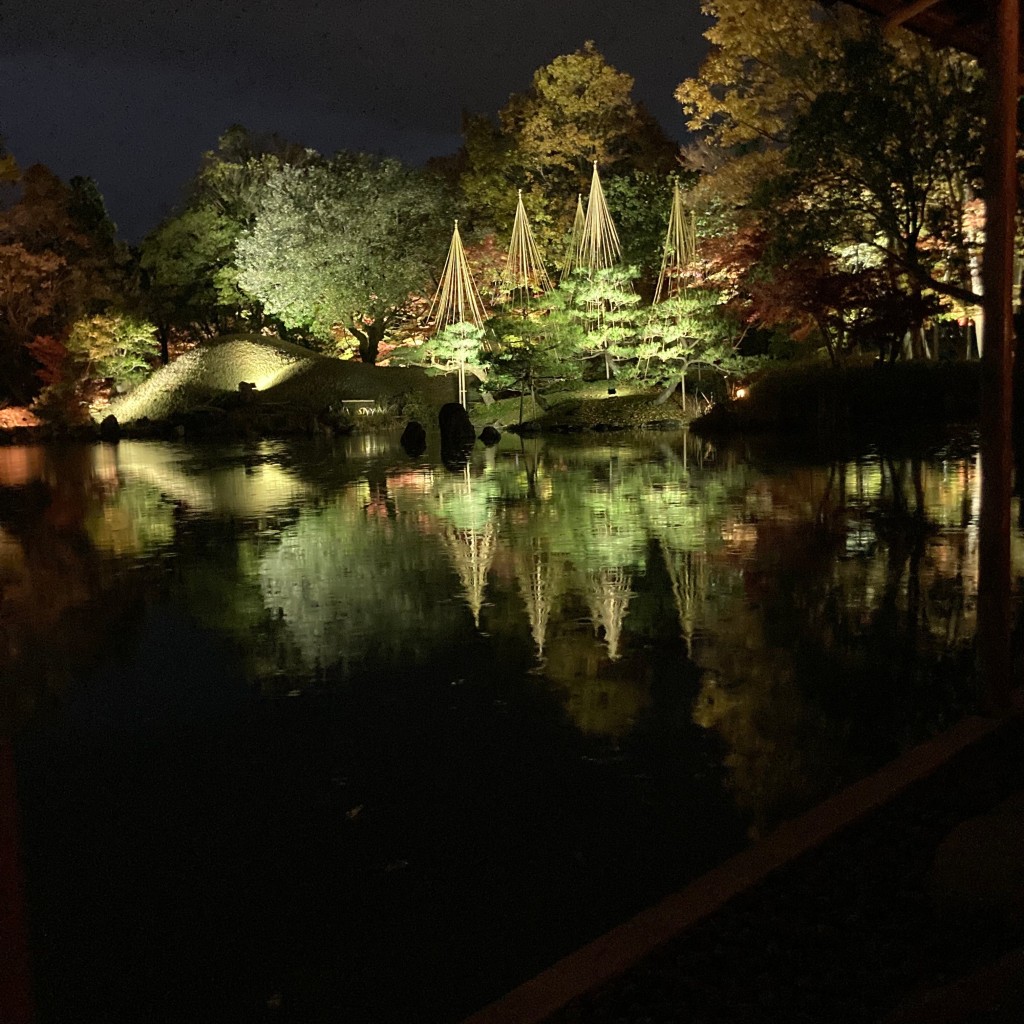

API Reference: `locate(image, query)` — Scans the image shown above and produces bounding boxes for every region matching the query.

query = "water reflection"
[3,430,1017,1022]
[2,436,1009,751]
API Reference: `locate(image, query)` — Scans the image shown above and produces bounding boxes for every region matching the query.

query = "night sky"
[0,1,711,242]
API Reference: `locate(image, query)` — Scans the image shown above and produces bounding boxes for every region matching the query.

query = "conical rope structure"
[560,194,587,281]
[660,545,707,652]
[499,190,552,309]
[654,180,697,304]
[428,220,487,407]
[515,541,561,661]
[442,518,498,631]
[577,162,621,274]
[585,566,634,662]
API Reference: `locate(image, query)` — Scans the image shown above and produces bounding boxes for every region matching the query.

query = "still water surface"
[0,430,1016,1023]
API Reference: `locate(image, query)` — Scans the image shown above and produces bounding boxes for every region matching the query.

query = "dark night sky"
[0,1,711,242]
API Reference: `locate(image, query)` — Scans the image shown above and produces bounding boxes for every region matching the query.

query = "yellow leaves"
[677,0,848,149]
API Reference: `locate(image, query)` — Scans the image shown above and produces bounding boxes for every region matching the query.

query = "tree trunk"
[350,319,386,364]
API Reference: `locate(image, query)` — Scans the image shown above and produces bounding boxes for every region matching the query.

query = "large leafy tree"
[458,43,677,254]
[677,1,985,360]
[138,126,312,352]
[676,0,851,219]
[774,34,983,308]
[235,153,450,363]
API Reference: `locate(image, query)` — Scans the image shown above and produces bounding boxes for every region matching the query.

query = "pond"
[1,429,1017,1024]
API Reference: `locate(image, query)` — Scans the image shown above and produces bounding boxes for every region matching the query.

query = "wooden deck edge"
[460,708,1019,1024]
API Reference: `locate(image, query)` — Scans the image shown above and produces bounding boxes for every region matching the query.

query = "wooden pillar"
[0,740,33,1024]
[978,0,1020,712]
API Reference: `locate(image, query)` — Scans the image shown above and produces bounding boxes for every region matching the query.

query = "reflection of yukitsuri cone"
[515,544,561,659]
[662,546,707,649]
[443,520,498,629]
[586,567,634,661]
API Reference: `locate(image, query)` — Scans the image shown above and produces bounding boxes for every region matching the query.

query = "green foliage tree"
[550,266,643,379]
[235,153,450,363]
[138,126,313,351]
[603,173,679,289]
[772,33,983,310]
[676,1,985,360]
[481,308,583,408]
[637,291,744,405]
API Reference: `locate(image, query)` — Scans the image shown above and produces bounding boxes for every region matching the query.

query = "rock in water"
[99,414,121,442]
[479,425,501,446]
[400,420,427,456]
[438,403,475,444]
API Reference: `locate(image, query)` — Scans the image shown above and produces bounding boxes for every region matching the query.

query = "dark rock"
[438,403,476,445]
[479,425,501,446]
[99,414,121,442]
[400,420,427,456]
[510,421,542,436]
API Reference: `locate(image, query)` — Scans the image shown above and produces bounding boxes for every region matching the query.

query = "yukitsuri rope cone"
[586,566,634,662]
[654,179,698,303]
[577,162,622,274]
[429,220,487,406]
[515,542,561,661]
[499,190,552,310]
[560,194,587,281]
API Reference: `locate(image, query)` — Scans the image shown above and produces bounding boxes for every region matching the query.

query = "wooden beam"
[977,0,1019,712]
[883,0,945,32]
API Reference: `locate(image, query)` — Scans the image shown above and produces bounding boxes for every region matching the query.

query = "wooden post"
[978,0,1019,712]
[0,741,33,1024]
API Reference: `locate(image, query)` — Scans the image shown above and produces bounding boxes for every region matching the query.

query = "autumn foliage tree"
[0,163,131,403]
[676,0,985,362]
[457,43,677,258]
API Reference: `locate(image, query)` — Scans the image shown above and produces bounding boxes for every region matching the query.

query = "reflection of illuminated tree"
[514,541,562,659]
[255,484,465,680]
[585,567,634,661]
[547,631,651,737]
[84,480,175,556]
[442,520,498,629]
[692,662,832,838]
[661,547,707,650]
